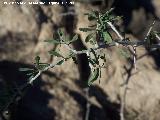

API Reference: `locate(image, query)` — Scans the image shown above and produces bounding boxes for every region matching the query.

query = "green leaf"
[85,33,94,43]
[49,51,63,58]
[57,60,64,65]
[90,49,99,65]
[90,49,98,60]
[103,31,112,44]
[35,56,40,65]
[79,28,94,32]
[38,63,50,70]
[69,34,78,43]
[58,29,63,37]
[38,63,49,66]
[19,68,34,72]
[88,68,100,86]
[44,39,61,44]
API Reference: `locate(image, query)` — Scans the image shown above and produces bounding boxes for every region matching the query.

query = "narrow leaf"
[57,60,64,65]
[38,63,50,70]
[35,56,40,65]
[88,68,100,86]
[69,34,78,43]
[90,49,98,61]
[19,68,34,72]
[85,33,93,42]
[88,24,96,28]
[49,51,63,58]
[103,31,112,44]
[79,28,94,32]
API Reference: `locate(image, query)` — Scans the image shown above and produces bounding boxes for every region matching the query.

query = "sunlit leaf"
[103,31,112,44]
[57,60,64,65]
[38,63,50,70]
[79,28,94,32]
[88,68,100,86]
[90,49,98,62]
[49,51,63,58]
[69,34,78,43]
[85,33,94,43]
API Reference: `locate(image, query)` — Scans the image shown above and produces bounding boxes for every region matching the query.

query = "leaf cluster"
[19,8,160,87]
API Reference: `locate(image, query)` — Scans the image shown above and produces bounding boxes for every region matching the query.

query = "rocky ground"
[1,0,160,120]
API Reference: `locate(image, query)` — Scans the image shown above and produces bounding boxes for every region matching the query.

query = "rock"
[1,1,160,120]
[0,2,47,61]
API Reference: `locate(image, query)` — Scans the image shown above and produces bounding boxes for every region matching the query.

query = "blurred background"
[1,0,160,120]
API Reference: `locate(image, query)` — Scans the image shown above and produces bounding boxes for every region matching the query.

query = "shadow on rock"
[0,60,56,120]
[112,0,158,28]
[68,85,120,120]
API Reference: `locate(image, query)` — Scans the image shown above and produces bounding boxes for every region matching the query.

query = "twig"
[132,45,137,71]
[28,71,42,84]
[28,58,65,84]
[120,84,127,120]
[145,20,156,41]
[84,88,91,120]
[120,64,134,120]
[119,20,157,120]
[107,22,124,40]
[28,38,160,85]
[2,6,160,118]
[155,33,160,41]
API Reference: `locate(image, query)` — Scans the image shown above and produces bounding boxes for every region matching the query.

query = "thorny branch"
[27,20,160,120]
[84,88,91,120]
[26,21,160,120]
[119,20,157,120]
